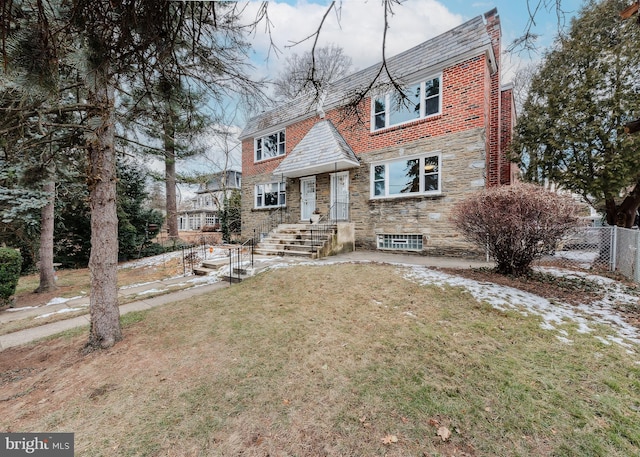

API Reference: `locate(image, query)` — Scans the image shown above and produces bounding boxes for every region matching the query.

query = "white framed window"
[372,75,441,131]
[255,130,286,162]
[377,234,423,251]
[255,181,286,208]
[371,152,441,198]
[189,214,202,230]
[205,213,217,225]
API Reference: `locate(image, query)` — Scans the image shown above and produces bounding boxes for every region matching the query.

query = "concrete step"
[193,266,218,276]
[200,258,229,269]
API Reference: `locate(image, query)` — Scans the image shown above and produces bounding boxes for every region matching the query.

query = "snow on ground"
[259,259,640,354]
[11,251,640,357]
[35,306,88,319]
[117,249,185,269]
[46,296,84,306]
[117,247,230,270]
[402,265,640,353]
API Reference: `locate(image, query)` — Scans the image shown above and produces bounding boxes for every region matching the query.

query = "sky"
[241,0,586,87]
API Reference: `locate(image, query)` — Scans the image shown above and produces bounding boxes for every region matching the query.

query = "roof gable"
[272,120,359,178]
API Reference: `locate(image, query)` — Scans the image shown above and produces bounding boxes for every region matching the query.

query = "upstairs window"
[372,75,441,131]
[255,130,286,162]
[371,153,441,199]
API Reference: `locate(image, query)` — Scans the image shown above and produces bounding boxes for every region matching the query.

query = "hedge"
[0,248,23,306]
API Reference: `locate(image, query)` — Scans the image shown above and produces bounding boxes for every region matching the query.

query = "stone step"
[260,238,325,247]
[254,222,337,259]
[259,243,315,252]
[253,247,318,258]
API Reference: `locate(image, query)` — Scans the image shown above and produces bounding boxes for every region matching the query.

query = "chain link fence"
[534,224,640,283]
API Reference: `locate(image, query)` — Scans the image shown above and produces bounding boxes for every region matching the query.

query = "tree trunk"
[35,174,57,293]
[85,75,122,351]
[164,121,179,240]
[605,178,640,228]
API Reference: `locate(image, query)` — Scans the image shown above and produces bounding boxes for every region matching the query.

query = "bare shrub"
[451,183,580,276]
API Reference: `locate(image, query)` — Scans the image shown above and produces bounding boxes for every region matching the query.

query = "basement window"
[377,234,423,251]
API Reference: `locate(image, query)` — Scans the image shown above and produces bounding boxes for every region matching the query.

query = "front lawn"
[1,263,638,456]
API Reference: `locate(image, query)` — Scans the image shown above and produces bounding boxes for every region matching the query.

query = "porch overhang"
[274,158,360,179]
[273,119,360,179]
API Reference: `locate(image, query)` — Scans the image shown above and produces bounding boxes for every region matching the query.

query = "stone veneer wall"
[243,127,488,257]
[352,127,487,256]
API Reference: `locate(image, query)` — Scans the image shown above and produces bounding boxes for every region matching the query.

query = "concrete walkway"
[0,251,491,351]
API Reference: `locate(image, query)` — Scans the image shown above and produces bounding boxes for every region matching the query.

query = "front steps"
[254,223,336,258]
[194,257,254,282]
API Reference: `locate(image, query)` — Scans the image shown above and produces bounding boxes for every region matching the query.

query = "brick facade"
[240,9,514,257]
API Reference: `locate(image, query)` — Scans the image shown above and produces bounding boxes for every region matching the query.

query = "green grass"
[1,263,639,456]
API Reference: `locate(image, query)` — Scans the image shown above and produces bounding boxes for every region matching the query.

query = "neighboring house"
[178,169,241,232]
[239,9,517,256]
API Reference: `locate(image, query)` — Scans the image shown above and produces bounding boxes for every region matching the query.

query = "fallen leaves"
[436,426,451,441]
[381,434,398,445]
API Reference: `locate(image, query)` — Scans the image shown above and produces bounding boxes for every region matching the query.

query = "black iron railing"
[182,244,198,275]
[310,202,343,256]
[228,237,254,284]
[251,207,293,245]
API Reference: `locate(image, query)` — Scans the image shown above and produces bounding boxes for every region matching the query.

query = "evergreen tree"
[3,0,263,349]
[120,76,209,241]
[511,0,640,227]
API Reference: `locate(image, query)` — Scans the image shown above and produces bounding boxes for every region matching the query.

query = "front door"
[300,177,316,221]
[331,171,349,221]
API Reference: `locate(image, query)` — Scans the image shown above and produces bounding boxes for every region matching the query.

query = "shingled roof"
[240,13,495,140]
[272,119,359,178]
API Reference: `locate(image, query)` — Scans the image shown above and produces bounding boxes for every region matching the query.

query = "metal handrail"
[251,207,292,245]
[310,203,342,256]
[228,237,254,284]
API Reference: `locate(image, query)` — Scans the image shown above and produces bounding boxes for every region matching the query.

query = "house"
[177,169,241,232]
[239,9,516,257]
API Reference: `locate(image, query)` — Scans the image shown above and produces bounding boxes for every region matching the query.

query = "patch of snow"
[6,306,40,312]
[402,265,640,351]
[35,306,87,319]
[45,296,84,306]
[136,288,165,296]
[118,250,185,270]
[556,336,573,344]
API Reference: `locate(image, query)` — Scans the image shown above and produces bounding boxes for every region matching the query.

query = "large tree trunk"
[164,120,179,240]
[35,174,57,293]
[605,177,640,228]
[85,75,122,351]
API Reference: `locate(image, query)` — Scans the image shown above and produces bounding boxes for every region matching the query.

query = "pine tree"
[3,0,263,349]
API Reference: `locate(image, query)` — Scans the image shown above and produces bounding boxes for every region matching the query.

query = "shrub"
[0,248,23,306]
[451,183,580,276]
